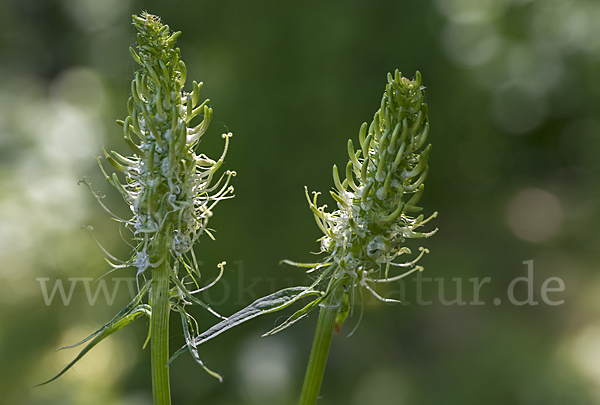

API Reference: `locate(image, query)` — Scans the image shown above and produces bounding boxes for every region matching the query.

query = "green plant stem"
[151,261,171,405]
[298,290,341,405]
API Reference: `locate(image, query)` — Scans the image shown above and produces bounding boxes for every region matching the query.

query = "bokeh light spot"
[506,188,563,243]
[353,369,410,405]
[237,337,293,404]
[569,325,600,389]
[51,67,107,113]
[63,0,130,32]
[435,0,508,24]
[492,85,547,134]
[442,22,504,67]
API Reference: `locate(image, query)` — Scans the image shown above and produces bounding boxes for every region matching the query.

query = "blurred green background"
[1,0,600,404]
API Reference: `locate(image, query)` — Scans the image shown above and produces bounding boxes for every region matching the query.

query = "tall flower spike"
[115,13,235,264]
[38,12,234,393]
[291,70,437,405]
[306,69,437,296]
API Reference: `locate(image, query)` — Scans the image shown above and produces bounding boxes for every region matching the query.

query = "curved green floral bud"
[129,47,143,66]
[345,161,360,193]
[347,139,361,170]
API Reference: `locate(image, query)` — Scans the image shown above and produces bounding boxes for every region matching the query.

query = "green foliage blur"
[1,0,599,404]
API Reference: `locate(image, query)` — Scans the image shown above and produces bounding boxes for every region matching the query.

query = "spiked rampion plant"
[38,13,234,405]
[173,70,437,404]
[294,70,437,404]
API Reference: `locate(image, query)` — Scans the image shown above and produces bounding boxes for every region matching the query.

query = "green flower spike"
[37,12,234,402]
[172,71,436,404]
[292,70,437,405]
[299,69,437,309]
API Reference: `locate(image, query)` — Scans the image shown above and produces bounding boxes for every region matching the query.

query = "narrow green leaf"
[57,280,151,351]
[262,296,323,337]
[168,287,322,365]
[178,310,223,382]
[33,304,151,388]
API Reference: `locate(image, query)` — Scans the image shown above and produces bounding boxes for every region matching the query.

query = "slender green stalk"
[151,260,171,405]
[299,290,341,405]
